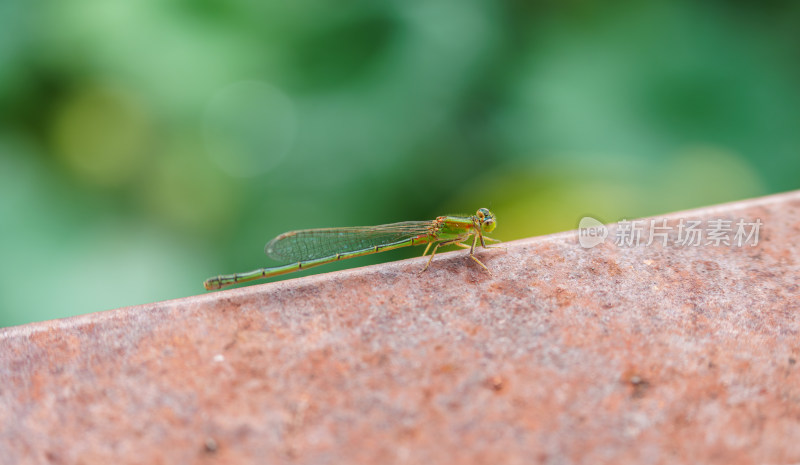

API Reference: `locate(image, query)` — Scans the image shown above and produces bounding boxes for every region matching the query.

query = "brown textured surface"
[1,191,799,465]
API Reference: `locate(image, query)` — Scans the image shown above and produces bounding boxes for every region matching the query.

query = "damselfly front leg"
[451,240,492,273]
[480,235,506,250]
[422,233,499,274]
[419,237,468,273]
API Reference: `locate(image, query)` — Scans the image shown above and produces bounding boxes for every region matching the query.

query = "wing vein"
[265,220,436,262]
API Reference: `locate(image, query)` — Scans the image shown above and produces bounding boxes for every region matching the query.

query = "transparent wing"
[265,220,436,262]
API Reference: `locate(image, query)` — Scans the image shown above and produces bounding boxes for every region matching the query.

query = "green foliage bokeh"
[1,1,799,326]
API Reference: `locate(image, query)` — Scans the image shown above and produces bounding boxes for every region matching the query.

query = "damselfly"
[204,208,500,290]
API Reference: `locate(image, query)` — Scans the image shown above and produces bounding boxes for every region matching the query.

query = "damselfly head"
[476,208,496,233]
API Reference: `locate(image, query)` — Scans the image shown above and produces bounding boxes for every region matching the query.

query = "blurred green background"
[2,1,799,327]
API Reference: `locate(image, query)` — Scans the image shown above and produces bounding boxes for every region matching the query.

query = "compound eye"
[477,210,485,220]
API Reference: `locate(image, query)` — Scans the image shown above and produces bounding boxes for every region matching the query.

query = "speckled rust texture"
[1,192,799,465]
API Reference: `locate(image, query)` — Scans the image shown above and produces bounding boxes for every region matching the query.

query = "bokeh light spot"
[52,86,151,187]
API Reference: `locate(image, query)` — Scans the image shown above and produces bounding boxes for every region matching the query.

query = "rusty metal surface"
[1,191,799,465]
